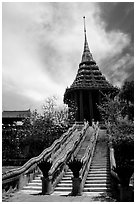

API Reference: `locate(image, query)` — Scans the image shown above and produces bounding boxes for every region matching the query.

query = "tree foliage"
[119,80,134,104]
[2,96,71,162]
[97,81,134,183]
[118,80,134,120]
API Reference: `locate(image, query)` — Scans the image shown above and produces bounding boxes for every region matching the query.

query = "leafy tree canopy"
[119,80,134,104]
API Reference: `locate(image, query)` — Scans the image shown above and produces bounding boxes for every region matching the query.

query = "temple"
[64,17,115,124]
[2,109,31,126]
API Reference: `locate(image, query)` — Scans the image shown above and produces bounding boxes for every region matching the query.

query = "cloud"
[2,2,133,111]
[107,54,134,87]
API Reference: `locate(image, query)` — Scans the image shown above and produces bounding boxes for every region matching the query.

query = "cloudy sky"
[2,2,134,111]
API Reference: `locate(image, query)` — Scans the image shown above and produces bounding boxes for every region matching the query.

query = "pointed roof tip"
[81,16,94,63]
[83,16,86,34]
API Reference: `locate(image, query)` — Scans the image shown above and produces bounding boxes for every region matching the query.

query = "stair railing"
[79,126,99,190]
[38,122,89,194]
[2,123,77,193]
[67,124,99,195]
[108,137,120,182]
[68,122,90,160]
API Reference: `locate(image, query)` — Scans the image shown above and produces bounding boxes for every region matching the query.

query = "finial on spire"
[83,16,86,34]
[81,16,94,63]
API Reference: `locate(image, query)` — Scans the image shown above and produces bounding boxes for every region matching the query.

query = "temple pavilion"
[64,17,116,124]
[2,109,31,126]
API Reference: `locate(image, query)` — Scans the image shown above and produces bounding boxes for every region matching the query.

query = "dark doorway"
[92,91,100,121]
[83,91,90,122]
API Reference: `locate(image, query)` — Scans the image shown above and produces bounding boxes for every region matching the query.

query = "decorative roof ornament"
[63,17,115,94]
[81,16,94,64]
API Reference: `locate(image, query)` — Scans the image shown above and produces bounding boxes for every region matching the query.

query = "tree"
[2,96,71,163]
[119,81,134,104]
[21,97,70,158]
[119,81,134,120]
[98,85,134,187]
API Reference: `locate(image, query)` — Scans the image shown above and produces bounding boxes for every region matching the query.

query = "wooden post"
[74,92,78,121]
[79,90,83,121]
[89,92,93,125]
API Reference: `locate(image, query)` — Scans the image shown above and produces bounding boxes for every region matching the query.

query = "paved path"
[6,191,115,202]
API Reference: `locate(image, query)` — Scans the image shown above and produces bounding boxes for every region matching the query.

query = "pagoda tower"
[64,17,115,124]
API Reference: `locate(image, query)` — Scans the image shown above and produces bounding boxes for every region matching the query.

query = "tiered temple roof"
[65,17,114,92]
[2,109,31,118]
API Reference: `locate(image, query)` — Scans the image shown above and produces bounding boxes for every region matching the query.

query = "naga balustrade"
[2,123,77,194]
[79,126,99,190]
[67,124,99,195]
[109,147,119,182]
[38,122,89,194]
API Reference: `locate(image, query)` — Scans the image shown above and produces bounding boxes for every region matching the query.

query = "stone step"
[26,183,42,186]
[89,171,109,174]
[82,191,108,196]
[52,191,71,195]
[91,163,109,165]
[88,171,109,174]
[60,180,72,184]
[92,158,108,161]
[61,177,72,180]
[63,174,73,177]
[57,183,72,187]
[92,159,108,161]
[54,187,72,191]
[35,176,42,180]
[32,180,41,183]
[23,186,42,190]
[86,176,110,180]
[21,189,41,194]
[65,172,73,175]
[85,180,110,184]
[90,166,109,170]
[83,187,111,192]
[91,162,108,167]
[90,167,108,170]
[84,183,111,187]
[86,177,110,181]
[92,163,108,166]
[90,167,110,170]
[87,173,108,177]
[92,161,108,166]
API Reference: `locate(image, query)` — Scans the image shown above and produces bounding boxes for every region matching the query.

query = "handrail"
[110,148,116,171]
[49,123,89,188]
[49,130,80,175]
[66,125,99,196]
[109,146,119,181]
[2,123,77,182]
[71,122,90,160]
[107,134,119,181]
[79,128,98,183]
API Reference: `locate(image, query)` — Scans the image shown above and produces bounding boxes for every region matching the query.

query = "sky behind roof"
[2,2,134,112]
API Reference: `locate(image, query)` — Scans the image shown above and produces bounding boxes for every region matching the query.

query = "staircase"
[83,130,111,196]
[21,129,111,197]
[21,173,42,194]
[52,169,72,195]
[52,126,94,195]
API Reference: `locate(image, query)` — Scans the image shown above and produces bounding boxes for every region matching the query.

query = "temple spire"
[83,16,86,34]
[81,16,93,63]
